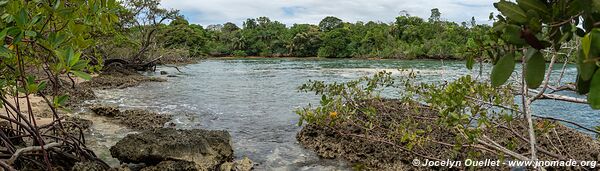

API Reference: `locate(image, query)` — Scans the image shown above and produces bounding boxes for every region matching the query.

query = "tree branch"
[7,142,61,165]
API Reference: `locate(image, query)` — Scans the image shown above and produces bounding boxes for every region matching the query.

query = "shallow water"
[83,58,599,170]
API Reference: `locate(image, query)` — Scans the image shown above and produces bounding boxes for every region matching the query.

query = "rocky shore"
[296,99,600,170]
[20,66,255,171]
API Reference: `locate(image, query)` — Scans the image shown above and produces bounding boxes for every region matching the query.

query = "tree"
[289,24,321,57]
[118,0,180,63]
[159,18,207,57]
[170,17,189,26]
[222,22,240,32]
[464,0,600,162]
[318,28,351,58]
[243,18,258,29]
[0,0,119,169]
[319,16,343,32]
[428,8,441,22]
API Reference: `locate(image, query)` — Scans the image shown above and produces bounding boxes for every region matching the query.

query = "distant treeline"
[157,9,491,59]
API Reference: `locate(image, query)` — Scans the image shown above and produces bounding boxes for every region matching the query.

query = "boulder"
[140,160,198,171]
[160,71,168,75]
[110,128,233,170]
[220,157,254,171]
[71,161,109,171]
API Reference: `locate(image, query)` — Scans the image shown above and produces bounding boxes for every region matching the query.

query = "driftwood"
[104,56,163,71]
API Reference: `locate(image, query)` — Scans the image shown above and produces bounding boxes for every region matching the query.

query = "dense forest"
[109,8,491,60]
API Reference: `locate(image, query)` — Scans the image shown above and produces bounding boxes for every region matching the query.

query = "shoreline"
[18,59,588,170]
[296,99,600,170]
[204,56,465,61]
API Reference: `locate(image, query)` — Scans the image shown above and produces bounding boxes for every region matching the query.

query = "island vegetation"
[151,10,491,59]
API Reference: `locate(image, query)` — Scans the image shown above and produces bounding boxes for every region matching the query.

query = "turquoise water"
[88,58,598,170]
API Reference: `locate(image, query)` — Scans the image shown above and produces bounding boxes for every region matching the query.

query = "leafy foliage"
[470,0,600,109]
[297,72,521,162]
[296,71,394,126]
[159,9,489,59]
[0,0,119,169]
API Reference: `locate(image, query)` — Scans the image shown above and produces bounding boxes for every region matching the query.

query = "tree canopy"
[158,9,490,59]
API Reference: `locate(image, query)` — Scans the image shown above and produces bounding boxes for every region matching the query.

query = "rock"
[160,71,168,75]
[90,106,120,117]
[140,160,199,171]
[234,157,253,171]
[71,161,109,171]
[110,128,233,170]
[219,157,253,171]
[108,167,131,171]
[80,71,166,90]
[219,162,233,171]
[117,109,171,130]
[90,106,171,130]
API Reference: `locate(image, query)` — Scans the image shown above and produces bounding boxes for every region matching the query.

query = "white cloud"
[160,0,497,27]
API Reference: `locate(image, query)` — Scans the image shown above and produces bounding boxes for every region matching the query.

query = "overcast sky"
[160,0,497,27]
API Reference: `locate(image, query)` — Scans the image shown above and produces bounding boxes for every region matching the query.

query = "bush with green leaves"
[0,0,119,169]
[296,71,394,126]
[297,71,599,169]
[461,0,600,162]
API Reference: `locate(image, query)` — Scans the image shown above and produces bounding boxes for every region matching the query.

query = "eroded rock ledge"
[109,128,253,171]
[90,106,171,130]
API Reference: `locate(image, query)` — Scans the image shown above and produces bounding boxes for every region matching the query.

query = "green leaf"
[589,70,600,109]
[53,0,61,10]
[71,60,88,70]
[517,0,549,15]
[590,29,600,58]
[578,49,598,81]
[38,81,47,91]
[71,71,91,80]
[63,47,75,67]
[0,28,7,45]
[30,15,41,25]
[502,25,526,45]
[69,51,81,67]
[582,31,592,58]
[24,30,36,37]
[491,52,516,87]
[492,22,506,32]
[48,32,66,48]
[528,16,542,33]
[53,95,69,107]
[495,1,528,23]
[15,9,28,27]
[525,48,546,88]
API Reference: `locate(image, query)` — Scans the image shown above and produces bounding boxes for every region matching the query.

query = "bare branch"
[7,142,61,165]
[529,89,588,104]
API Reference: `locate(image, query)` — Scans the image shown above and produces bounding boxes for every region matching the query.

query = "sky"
[160,0,497,27]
